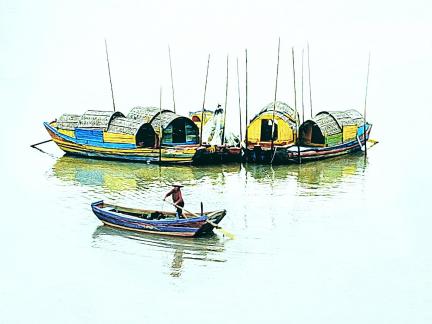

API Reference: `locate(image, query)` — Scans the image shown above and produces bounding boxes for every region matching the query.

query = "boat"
[91,200,227,237]
[282,110,372,163]
[44,106,211,164]
[245,107,372,163]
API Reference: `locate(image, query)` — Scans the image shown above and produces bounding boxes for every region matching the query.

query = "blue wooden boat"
[91,200,226,237]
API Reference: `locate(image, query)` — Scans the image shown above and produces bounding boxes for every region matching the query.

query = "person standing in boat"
[164,184,185,218]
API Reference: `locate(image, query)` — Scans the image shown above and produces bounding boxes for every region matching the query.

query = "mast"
[307,42,313,119]
[168,46,176,113]
[200,54,210,146]
[301,48,305,124]
[363,52,371,157]
[104,39,116,112]
[292,47,301,163]
[222,55,229,145]
[159,86,162,163]
[270,38,281,156]
[245,49,249,152]
[236,57,243,143]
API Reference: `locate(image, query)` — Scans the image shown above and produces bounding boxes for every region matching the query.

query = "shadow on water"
[92,225,226,278]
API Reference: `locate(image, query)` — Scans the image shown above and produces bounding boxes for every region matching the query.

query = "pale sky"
[1,0,431,143]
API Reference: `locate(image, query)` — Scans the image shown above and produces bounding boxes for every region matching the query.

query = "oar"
[30,139,52,148]
[367,139,379,148]
[165,200,235,239]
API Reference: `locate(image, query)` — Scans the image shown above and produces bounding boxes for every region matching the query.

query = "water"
[2,137,431,323]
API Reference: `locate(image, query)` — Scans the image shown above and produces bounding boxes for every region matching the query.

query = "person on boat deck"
[164,184,185,218]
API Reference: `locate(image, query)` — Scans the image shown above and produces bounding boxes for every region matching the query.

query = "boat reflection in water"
[50,156,241,193]
[291,152,366,188]
[244,152,367,194]
[92,225,225,278]
[51,153,366,193]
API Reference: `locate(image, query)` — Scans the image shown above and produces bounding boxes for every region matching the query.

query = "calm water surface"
[1,139,431,324]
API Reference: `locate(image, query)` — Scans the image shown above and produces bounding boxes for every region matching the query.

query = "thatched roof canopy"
[150,111,192,137]
[313,110,363,136]
[107,117,149,135]
[77,110,125,130]
[57,114,81,130]
[252,101,298,127]
[126,106,172,123]
[299,109,365,146]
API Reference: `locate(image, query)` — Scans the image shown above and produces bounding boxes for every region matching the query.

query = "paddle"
[30,139,52,148]
[165,200,235,239]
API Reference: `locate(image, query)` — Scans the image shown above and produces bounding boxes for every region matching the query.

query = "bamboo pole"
[307,42,313,119]
[292,47,301,163]
[200,54,210,146]
[168,46,176,113]
[236,57,243,143]
[363,52,371,157]
[245,49,249,152]
[222,55,229,145]
[270,38,281,157]
[104,39,116,112]
[301,48,305,123]
[159,87,162,163]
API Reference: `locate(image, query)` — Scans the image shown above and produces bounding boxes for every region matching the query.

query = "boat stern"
[195,209,227,236]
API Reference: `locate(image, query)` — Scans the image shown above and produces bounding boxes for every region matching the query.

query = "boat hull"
[91,200,226,237]
[193,145,242,164]
[245,124,372,164]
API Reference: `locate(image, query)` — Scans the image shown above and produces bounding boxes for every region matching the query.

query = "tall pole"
[236,57,243,143]
[104,39,116,112]
[245,49,249,151]
[159,86,162,163]
[222,55,229,145]
[292,47,301,163]
[168,46,176,113]
[301,48,305,123]
[200,54,210,146]
[270,38,281,155]
[363,52,371,157]
[307,42,313,119]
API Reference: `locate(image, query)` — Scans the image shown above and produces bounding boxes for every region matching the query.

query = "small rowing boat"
[91,200,226,237]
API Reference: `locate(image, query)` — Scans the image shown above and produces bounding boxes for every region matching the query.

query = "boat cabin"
[151,111,199,146]
[299,110,365,147]
[54,107,199,148]
[246,101,298,149]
